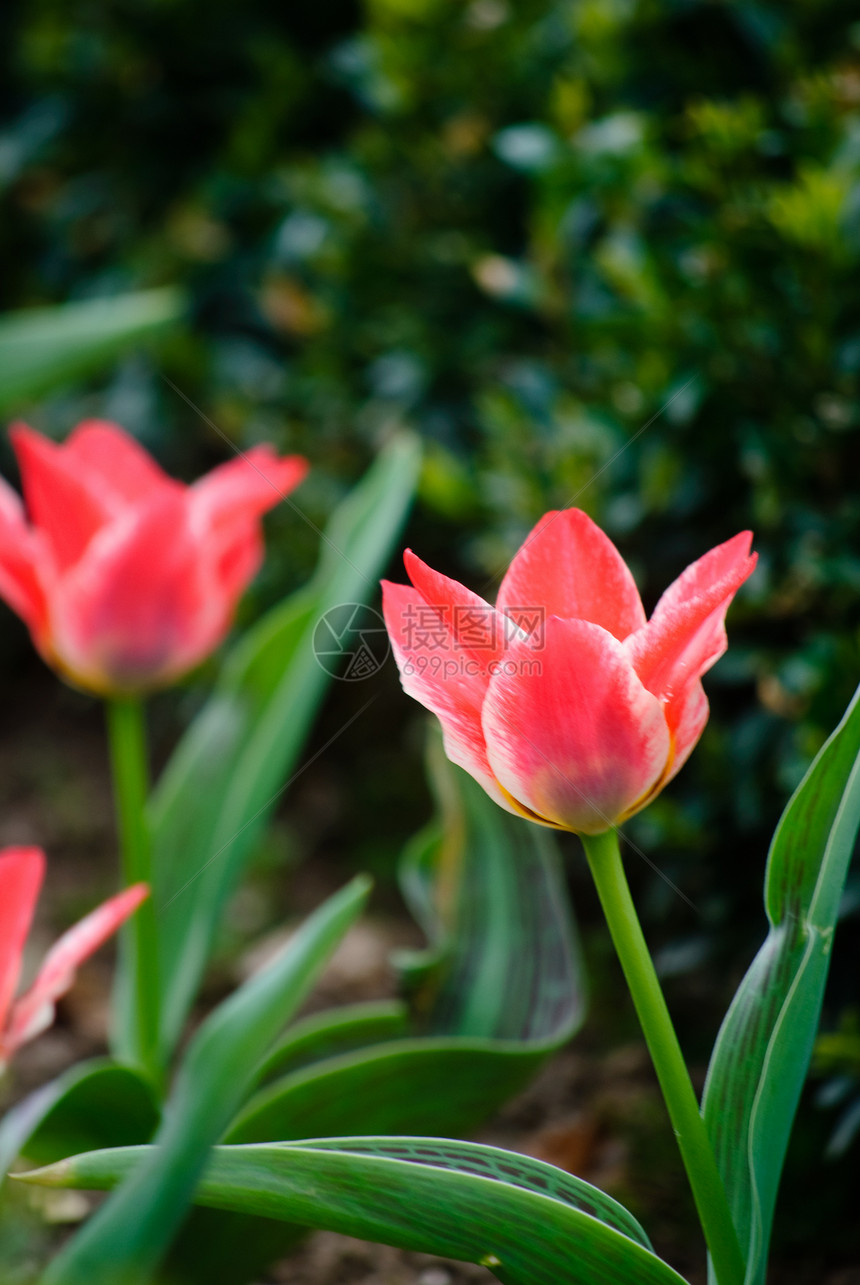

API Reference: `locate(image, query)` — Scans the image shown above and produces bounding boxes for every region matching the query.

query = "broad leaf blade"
[401,737,585,1042]
[24,1137,689,1285]
[0,1061,158,1185]
[43,877,370,1285]
[703,683,860,1284]
[136,433,419,1062]
[0,288,184,411]
[229,1039,550,1144]
[258,1000,411,1081]
[230,744,585,1144]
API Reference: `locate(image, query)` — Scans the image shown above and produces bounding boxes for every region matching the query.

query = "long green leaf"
[23,1137,689,1285]
[43,877,370,1285]
[702,682,860,1284]
[0,288,185,411]
[119,433,420,1064]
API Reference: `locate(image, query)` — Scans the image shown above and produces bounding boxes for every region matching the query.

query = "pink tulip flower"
[382,510,756,835]
[0,847,147,1066]
[0,421,308,695]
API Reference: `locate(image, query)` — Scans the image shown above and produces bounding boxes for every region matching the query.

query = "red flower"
[0,421,307,695]
[0,847,147,1066]
[382,510,756,835]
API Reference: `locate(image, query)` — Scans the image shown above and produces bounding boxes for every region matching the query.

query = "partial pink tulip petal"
[4,883,148,1057]
[0,421,308,695]
[402,550,522,662]
[0,478,51,636]
[651,531,755,625]
[64,421,171,507]
[497,510,647,641]
[0,848,45,1035]
[382,578,517,811]
[192,448,309,602]
[663,679,710,784]
[191,446,309,528]
[483,619,670,833]
[384,549,525,806]
[626,532,756,701]
[383,509,755,834]
[210,523,265,608]
[11,425,115,574]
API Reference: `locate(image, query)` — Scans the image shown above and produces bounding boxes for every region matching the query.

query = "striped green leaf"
[22,1137,689,1285]
[702,683,860,1284]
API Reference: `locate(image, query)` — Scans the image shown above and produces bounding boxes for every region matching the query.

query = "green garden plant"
[16,505,860,1285]
[0,418,582,1283]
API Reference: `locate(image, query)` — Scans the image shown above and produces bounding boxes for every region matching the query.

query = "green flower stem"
[581,828,744,1285]
[107,698,160,1081]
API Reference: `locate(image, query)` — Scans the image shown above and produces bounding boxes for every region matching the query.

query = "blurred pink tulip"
[382,509,756,835]
[0,847,147,1066]
[0,421,308,695]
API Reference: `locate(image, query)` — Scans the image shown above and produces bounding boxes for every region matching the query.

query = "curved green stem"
[581,829,745,1285]
[107,699,160,1082]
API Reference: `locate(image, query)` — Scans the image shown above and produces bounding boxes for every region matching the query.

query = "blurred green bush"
[1,0,859,968]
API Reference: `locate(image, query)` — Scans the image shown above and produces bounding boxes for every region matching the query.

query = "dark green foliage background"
[1,0,859,1056]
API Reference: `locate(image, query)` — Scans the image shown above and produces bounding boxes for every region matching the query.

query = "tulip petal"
[64,421,171,506]
[627,532,756,700]
[482,618,671,834]
[403,549,523,660]
[10,424,116,573]
[4,883,148,1056]
[191,447,309,527]
[381,578,516,812]
[664,680,709,784]
[496,509,647,641]
[0,848,45,1037]
[191,448,309,600]
[0,477,52,638]
[54,488,225,693]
